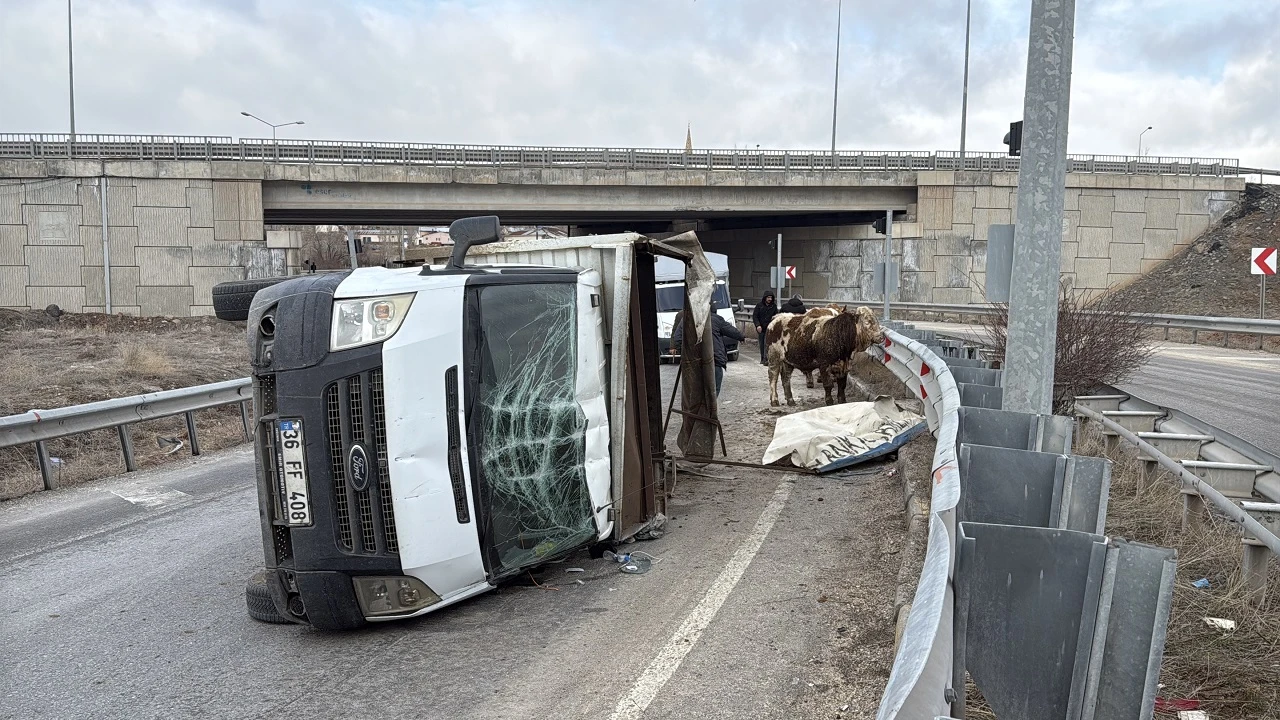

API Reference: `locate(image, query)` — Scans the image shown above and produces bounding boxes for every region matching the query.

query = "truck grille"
[325,369,398,555]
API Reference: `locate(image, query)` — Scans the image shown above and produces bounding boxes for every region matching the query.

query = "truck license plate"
[276,419,311,526]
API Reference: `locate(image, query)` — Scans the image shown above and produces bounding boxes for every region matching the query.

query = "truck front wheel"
[245,571,291,624]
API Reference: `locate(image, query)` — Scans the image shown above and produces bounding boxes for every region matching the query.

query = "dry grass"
[0,314,250,500]
[118,340,176,377]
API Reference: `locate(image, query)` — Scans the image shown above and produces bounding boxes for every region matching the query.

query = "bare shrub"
[978,281,1155,413]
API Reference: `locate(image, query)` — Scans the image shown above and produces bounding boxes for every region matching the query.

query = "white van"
[655,252,738,361]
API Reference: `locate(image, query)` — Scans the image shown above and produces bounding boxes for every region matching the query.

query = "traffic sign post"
[1254,248,1276,319]
[1252,247,1277,275]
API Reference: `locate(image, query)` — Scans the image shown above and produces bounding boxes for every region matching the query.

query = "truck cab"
[245,218,711,629]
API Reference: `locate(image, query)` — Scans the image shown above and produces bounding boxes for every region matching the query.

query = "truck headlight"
[330,293,415,351]
[352,576,442,617]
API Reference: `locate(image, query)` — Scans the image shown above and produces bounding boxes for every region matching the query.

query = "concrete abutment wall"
[0,159,1244,315]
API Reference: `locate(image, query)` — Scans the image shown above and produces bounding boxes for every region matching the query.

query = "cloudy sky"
[2,0,1278,167]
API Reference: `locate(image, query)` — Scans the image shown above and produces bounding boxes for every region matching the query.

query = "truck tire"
[212,277,290,321]
[245,571,291,624]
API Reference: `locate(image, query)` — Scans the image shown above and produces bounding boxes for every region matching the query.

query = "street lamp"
[959,0,972,160]
[240,111,305,141]
[1138,126,1153,158]
[830,0,843,159]
[67,0,76,140]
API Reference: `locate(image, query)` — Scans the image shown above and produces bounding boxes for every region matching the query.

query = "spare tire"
[245,571,291,624]
[212,277,291,321]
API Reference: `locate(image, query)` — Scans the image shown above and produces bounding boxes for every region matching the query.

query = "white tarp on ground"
[762,397,927,471]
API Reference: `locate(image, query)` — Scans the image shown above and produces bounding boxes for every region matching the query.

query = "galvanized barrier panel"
[1081,539,1177,720]
[939,357,991,369]
[958,444,1109,536]
[955,405,1073,455]
[948,366,1003,387]
[953,522,1109,719]
[957,382,1002,409]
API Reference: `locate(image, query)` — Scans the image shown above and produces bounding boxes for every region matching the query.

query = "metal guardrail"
[872,324,1178,718]
[0,134,1244,176]
[802,300,1280,348]
[869,326,962,718]
[0,378,252,491]
[1075,405,1280,556]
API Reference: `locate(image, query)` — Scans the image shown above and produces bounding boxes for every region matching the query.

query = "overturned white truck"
[244,217,722,629]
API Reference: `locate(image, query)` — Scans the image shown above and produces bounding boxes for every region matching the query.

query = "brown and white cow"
[766,305,884,407]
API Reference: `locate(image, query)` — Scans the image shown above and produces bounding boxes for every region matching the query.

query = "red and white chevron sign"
[1253,247,1278,275]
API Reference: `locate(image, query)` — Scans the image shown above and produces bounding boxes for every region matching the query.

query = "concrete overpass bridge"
[0,135,1246,316]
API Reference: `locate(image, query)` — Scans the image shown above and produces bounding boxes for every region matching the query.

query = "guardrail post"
[1162,326,1169,341]
[185,411,201,456]
[35,440,55,490]
[1181,490,1205,531]
[1242,543,1269,605]
[1190,329,1198,344]
[1222,331,1229,347]
[239,400,251,441]
[118,424,137,472]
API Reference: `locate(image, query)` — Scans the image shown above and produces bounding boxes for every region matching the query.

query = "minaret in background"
[684,124,692,154]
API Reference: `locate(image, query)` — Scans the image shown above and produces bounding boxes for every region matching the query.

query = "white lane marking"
[608,480,794,720]
[108,483,191,508]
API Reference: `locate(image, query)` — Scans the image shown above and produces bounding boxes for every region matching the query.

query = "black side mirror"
[447,216,502,269]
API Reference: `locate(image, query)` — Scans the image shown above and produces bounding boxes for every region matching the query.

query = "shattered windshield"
[656,282,730,313]
[468,282,596,576]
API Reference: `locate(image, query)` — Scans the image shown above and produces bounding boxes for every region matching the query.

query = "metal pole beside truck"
[1003,0,1077,415]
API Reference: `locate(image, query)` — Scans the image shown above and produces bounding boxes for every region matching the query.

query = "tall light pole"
[830,0,843,161]
[240,112,305,141]
[67,0,76,140]
[1138,126,1153,157]
[959,0,972,160]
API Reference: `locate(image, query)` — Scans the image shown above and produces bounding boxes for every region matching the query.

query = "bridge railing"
[0,134,1243,176]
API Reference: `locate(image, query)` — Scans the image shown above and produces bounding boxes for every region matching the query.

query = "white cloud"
[0,0,1277,168]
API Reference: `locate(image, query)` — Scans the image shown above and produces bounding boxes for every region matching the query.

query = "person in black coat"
[780,294,806,315]
[673,308,746,396]
[751,291,778,365]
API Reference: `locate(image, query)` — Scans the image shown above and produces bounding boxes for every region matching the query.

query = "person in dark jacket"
[752,291,778,365]
[673,308,747,396]
[780,294,806,315]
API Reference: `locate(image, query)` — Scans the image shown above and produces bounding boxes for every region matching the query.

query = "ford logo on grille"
[348,445,371,492]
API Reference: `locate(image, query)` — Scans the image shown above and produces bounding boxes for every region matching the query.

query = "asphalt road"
[0,360,906,720]
[913,321,1280,456]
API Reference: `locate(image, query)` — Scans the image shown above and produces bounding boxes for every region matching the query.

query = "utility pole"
[67,0,76,140]
[830,0,842,162]
[1002,0,1076,416]
[959,0,972,160]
